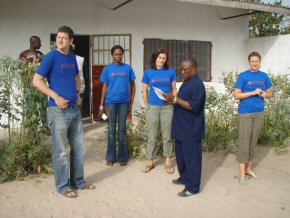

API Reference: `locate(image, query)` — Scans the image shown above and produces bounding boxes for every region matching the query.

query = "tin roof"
[175,0,290,14]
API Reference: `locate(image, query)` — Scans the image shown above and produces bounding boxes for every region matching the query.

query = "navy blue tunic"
[171,74,206,142]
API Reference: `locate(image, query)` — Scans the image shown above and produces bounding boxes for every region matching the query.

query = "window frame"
[143,38,212,82]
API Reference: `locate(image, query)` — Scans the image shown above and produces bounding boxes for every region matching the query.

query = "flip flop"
[142,164,155,173]
[238,177,247,185]
[165,165,174,174]
[246,172,259,179]
[61,190,77,198]
[80,183,96,190]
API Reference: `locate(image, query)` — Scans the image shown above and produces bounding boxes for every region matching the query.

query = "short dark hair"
[150,48,169,70]
[57,26,74,39]
[183,57,197,68]
[30,35,40,43]
[248,52,261,61]
[111,45,124,55]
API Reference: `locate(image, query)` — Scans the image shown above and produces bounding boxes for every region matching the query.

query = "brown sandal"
[142,164,155,173]
[61,190,77,198]
[165,165,174,174]
[81,183,96,190]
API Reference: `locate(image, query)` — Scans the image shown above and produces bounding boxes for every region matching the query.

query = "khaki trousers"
[237,111,264,163]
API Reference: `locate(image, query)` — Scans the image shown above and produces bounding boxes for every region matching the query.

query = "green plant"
[203,71,239,152]
[249,0,285,37]
[0,56,51,182]
[258,73,290,148]
[127,72,290,158]
[127,107,147,159]
[127,106,164,160]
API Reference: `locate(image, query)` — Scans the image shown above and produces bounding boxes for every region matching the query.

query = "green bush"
[259,74,290,151]
[203,71,239,152]
[0,56,51,182]
[127,106,164,160]
[127,107,147,159]
[127,72,290,158]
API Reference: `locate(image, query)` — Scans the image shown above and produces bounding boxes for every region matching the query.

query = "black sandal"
[106,161,114,166]
[119,161,128,166]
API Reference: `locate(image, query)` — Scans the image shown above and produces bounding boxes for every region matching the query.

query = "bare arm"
[234,88,262,100]
[142,83,149,109]
[97,83,108,118]
[32,73,69,109]
[76,74,81,105]
[261,88,272,99]
[76,74,81,92]
[171,81,177,97]
[129,81,136,112]
[162,93,193,111]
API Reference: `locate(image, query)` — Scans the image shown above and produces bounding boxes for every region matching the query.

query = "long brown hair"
[150,48,169,70]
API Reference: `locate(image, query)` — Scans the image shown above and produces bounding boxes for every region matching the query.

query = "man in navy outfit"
[163,57,206,197]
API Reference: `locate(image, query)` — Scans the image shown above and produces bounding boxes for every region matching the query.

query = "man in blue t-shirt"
[33,26,95,198]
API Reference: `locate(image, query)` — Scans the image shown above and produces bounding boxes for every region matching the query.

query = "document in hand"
[152,86,165,100]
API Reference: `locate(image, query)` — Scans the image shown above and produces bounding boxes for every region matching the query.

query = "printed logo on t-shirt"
[61,63,75,69]
[111,72,127,78]
[151,78,170,84]
[247,80,265,88]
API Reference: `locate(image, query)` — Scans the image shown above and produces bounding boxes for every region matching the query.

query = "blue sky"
[263,0,290,7]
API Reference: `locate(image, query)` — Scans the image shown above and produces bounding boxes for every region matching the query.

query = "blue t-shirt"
[142,68,177,106]
[235,70,272,114]
[36,49,79,107]
[100,63,136,104]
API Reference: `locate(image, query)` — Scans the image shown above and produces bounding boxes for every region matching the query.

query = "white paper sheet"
[152,86,165,100]
[102,113,108,120]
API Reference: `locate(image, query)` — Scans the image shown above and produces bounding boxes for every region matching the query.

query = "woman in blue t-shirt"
[234,52,272,185]
[98,45,136,166]
[142,49,177,174]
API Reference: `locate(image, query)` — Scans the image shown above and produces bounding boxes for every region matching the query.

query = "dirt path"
[0,126,289,218]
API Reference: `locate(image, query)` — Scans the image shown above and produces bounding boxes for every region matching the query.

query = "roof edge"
[176,0,290,15]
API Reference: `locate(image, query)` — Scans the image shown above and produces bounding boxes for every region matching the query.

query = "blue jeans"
[106,103,129,162]
[47,106,87,193]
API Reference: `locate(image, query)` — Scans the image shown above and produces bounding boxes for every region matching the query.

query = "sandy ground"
[0,124,290,218]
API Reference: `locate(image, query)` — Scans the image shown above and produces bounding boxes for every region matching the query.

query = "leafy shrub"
[127,72,290,157]
[127,107,148,159]
[259,74,290,150]
[0,56,51,182]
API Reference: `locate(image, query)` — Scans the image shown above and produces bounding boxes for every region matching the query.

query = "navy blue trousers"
[175,139,202,193]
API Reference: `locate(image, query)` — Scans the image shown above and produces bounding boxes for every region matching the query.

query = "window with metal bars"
[143,38,212,82]
[93,34,132,66]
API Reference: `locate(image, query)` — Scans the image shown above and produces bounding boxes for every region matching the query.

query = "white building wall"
[246,34,290,75]
[0,0,249,108]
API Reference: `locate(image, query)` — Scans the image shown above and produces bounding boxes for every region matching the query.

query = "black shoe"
[178,189,198,197]
[119,161,128,166]
[172,179,185,185]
